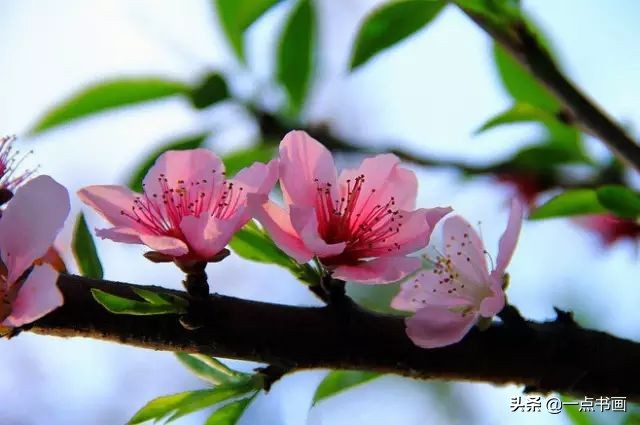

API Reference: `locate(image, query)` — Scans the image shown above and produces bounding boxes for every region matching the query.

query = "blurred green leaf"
[223,145,276,177]
[510,144,587,170]
[350,0,445,70]
[529,189,607,220]
[347,282,407,315]
[229,221,317,283]
[493,44,559,112]
[276,0,316,115]
[312,371,382,405]
[596,185,640,219]
[476,103,569,134]
[72,213,104,280]
[176,353,248,386]
[190,73,229,109]
[128,384,254,424]
[205,395,256,425]
[215,0,283,62]
[127,133,208,192]
[91,288,187,315]
[31,78,189,134]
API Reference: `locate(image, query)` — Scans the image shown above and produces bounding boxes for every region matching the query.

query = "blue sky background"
[0,1,638,424]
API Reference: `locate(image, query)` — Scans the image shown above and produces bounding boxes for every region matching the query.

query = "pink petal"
[391,269,474,312]
[332,256,421,284]
[492,198,523,278]
[425,207,453,231]
[0,176,70,284]
[3,264,62,327]
[142,148,225,197]
[95,226,142,244]
[77,185,142,228]
[228,159,279,222]
[443,215,490,285]
[138,234,189,256]
[405,305,478,349]
[180,213,243,259]
[289,206,346,258]
[383,208,449,257]
[339,154,414,210]
[479,291,505,317]
[279,131,338,207]
[247,194,313,263]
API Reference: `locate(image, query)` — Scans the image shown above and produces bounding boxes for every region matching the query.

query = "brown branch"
[23,274,640,400]
[456,5,640,172]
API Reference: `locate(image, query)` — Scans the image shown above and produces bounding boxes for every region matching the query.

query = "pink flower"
[0,175,70,327]
[574,214,640,246]
[78,149,278,267]
[392,199,523,348]
[248,131,451,284]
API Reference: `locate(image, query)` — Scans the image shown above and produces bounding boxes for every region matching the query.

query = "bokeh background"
[1,0,639,424]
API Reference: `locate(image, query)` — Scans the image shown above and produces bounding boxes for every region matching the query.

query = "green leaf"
[222,145,276,177]
[205,395,256,425]
[510,144,586,170]
[127,133,208,192]
[91,289,187,315]
[276,0,316,115]
[476,103,569,134]
[312,371,382,405]
[30,78,189,134]
[131,288,189,310]
[175,353,248,386]
[189,73,229,109]
[215,0,283,62]
[349,0,445,70]
[493,44,559,112]
[72,213,104,280]
[128,385,254,424]
[596,185,640,219]
[346,282,407,315]
[529,189,607,220]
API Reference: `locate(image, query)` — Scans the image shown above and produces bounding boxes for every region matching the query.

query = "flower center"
[0,136,36,191]
[314,175,403,256]
[120,171,244,238]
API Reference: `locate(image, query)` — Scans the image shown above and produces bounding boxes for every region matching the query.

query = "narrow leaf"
[229,223,299,270]
[72,213,104,279]
[31,78,189,134]
[350,0,445,70]
[312,371,382,405]
[91,289,186,315]
[493,43,559,112]
[223,145,276,177]
[175,353,248,386]
[529,190,607,220]
[276,0,316,115]
[476,103,569,134]
[127,133,208,192]
[128,385,252,425]
[189,73,229,109]
[131,288,188,310]
[215,0,283,62]
[204,395,256,425]
[596,185,640,219]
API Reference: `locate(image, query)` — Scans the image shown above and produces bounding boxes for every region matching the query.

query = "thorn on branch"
[498,304,531,333]
[553,307,578,327]
[254,364,291,392]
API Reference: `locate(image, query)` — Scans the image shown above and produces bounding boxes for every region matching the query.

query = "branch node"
[254,364,290,392]
[553,307,577,327]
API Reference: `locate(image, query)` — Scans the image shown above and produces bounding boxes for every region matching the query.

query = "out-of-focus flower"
[0,176,70,327]
[392,199,523,349]
[496,171,551,208]
[249,130,451,284]
[0,136,36,203]
[575,214,640,246]
[78,149,278,269]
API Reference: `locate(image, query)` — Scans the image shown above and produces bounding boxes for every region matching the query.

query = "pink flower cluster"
[2,130,524,351]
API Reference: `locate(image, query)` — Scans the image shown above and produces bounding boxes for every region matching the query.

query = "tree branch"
[23,274,640,400]
[457,5,640,172]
